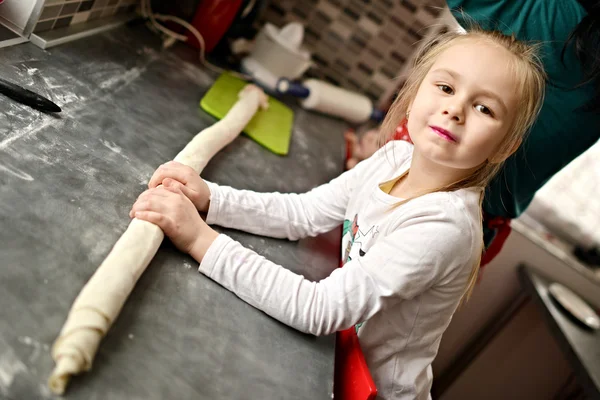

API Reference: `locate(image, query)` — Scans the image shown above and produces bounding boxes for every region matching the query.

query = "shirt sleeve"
[204,144,387,241]
[198,201,475,336]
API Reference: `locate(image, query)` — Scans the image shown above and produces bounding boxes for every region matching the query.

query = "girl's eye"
[475,104,493,116]
[437,84,454,94]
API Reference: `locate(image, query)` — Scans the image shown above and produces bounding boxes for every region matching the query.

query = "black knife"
[0,77,61,113]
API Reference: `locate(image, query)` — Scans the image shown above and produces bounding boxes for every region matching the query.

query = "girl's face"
[407,40,520,172]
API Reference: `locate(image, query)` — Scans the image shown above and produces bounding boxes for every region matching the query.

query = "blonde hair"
[380,28,546,304]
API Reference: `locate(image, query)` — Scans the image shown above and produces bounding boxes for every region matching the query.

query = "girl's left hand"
[129,185,218,260]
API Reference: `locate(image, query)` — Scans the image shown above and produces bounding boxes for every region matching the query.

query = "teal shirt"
[447,0,600,222]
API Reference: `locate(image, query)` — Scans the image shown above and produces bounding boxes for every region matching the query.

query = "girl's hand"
[130,185,218,260]
[148,161,211,212]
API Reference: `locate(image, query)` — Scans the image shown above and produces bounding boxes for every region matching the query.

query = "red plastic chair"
[334,221,378,400]
[334,327,378,400]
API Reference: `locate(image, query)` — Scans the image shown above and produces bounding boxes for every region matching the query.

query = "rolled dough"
[48,84,268,394]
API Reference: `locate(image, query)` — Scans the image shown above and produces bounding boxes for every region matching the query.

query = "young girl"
[129,28,545,399]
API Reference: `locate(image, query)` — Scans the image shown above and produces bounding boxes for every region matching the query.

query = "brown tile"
[348,67,370,87]
[79,0,95,12]
[384,56,404,74]
[393,38,414,56]
[89,10,104,20]
[365,9,384,26]
[422,4,443,18]
[324,29,346,48]
[389,50,406,64]
[314,9,332,25]
[291,3,313,20]
[61,2,81,15]
[102,6,117,17]
[323,72,343,86]
[266,2,286,17]
[317,0,340,19]
[335,51,358,70]
[346,77,363,91]
[415,7,436,26]
[342,6,360,21]
[330,20,353,41]
[53,16,73,29]
[304,26,322,45]
[346,40,365,57]
[262,10,285,27]
[379,65,398,80]
[359,16,380,37]
[40,5,63,20]
[356,62,374,76]
[34,19,56,33]
[71,10,91,24]
[394,3,416,22]
[400,0,417,13]
[312,53,331,68]
[375,0,393,7]
[365,82,385,97]
[389,14,406,30]
[93,0,109,9]
[366,46,384,60]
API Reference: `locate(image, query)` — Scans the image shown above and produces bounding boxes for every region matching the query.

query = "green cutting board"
[200,72,294,155]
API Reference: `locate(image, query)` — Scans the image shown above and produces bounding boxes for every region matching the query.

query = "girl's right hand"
[148,161,211,212]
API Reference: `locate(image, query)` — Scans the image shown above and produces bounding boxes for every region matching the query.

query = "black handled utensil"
[0,77,61,113]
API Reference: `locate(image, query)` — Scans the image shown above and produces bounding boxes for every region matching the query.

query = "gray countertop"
[0,25,348,400]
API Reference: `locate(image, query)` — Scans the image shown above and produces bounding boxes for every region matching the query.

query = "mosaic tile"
[34,0,139,34]
[261,0,446,100]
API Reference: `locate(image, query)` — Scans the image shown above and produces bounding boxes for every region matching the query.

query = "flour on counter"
[18,336,48,363]
[100,139,123,154]
[0,164,34,181]
[99,66,144,90]
[0,347,27,394]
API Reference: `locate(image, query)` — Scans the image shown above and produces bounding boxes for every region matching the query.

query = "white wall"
[0,0,38,32]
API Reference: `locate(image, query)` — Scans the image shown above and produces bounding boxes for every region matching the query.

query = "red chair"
[334,327,378,400]
[334,219,377,400]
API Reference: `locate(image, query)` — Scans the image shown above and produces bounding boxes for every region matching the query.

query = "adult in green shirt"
[447,0,600,256]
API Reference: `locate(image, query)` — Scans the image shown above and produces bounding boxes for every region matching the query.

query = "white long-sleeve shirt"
[199,141,482,400]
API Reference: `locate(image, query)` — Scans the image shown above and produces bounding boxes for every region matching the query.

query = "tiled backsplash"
[34,0,138,34]
[261,0,446,103]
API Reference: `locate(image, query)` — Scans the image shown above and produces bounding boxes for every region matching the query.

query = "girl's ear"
[488,138,523,164]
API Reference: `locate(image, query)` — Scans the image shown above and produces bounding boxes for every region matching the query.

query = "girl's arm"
[195,202,475,335]
[204,146,382,240]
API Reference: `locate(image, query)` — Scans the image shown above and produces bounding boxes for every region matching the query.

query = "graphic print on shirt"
[342,214,380,332]
[341,214,379,265]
